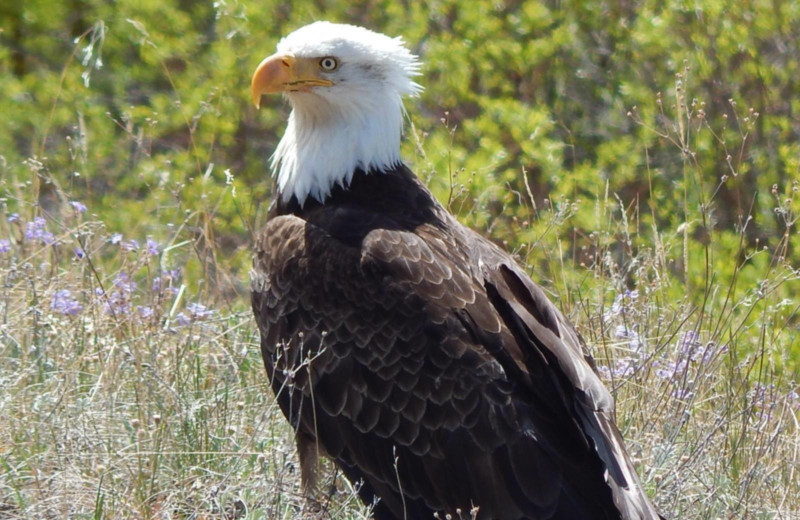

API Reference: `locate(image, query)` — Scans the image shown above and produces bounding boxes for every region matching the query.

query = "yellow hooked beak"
[251,54,334,108]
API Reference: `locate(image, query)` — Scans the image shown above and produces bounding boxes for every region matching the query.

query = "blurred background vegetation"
[2,1,799,517]
[3,0,797,365]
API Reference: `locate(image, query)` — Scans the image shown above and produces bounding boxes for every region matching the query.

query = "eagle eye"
[319,57,338,72]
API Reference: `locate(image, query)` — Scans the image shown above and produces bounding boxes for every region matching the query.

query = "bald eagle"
[250,22,661,520]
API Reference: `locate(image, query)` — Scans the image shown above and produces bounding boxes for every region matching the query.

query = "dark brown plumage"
[251,165,662,519]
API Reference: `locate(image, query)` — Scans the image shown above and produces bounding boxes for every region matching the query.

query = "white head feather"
[270,22,422,205]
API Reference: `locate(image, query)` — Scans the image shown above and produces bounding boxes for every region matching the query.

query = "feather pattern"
[269,22,422,205]
[251,165,662,519]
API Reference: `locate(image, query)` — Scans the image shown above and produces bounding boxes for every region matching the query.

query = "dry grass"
[1,62,798,520]
[1,176,798,519]
[0,214,371,519]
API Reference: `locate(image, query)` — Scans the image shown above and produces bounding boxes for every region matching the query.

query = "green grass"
[1,122,798,516]
[0,225,371,518]
[1,0,799,517]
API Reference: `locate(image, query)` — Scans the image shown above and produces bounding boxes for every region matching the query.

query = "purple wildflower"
[608,294,623,316]
[612,358,635,378]
[97,273,137,315]
[615,324,644,352]
[171,303,213,327]
[51,290,83,316]
[672,386,694,401]
[676,332,726,364]
[122,239,140,252]
[0,239,10,254]
[187,302,213,320]
[788,389,799,409]
[7,213,19,223]
[101,290,130,315]
[598,357,636,380]
[25,217,56,245]
[74,246,85,259]
[603,290,639,321]
[137,306,154,319]
[614,324,630,338]
[694,341,725,364]
[113,272,137,294]
[679,331,701,355]
[25,217,45,237]
[69,201,87,213]
[146,239,160,256]
[604,289,638,321]
[654,359,688,382]
[109,233,123,245]
[750,383,775,409]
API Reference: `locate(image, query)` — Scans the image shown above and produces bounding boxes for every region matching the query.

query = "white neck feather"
[272,92,405,205]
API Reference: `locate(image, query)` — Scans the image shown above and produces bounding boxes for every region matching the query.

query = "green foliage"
[2,0,798,313]
[0,0,799,517]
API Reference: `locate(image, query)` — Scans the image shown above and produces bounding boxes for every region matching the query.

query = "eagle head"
[251,22,422,205]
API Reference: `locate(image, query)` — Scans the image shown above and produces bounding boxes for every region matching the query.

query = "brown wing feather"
[476,245,659,518]
[251,172,660,519]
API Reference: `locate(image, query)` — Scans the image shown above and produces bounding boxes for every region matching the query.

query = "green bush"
[0,1,798,517]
